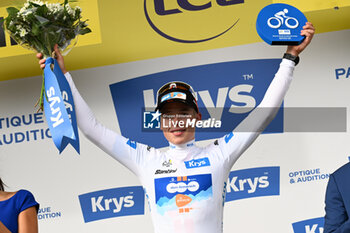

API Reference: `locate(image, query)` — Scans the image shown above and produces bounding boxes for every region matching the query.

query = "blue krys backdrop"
[110,59,284,148]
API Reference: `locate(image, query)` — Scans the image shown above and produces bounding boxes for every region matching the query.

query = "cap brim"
[156,99,198,113]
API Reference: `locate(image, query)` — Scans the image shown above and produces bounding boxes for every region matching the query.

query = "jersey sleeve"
[17,190,39,213]
[65,72,149,176]
[217,59,295,167]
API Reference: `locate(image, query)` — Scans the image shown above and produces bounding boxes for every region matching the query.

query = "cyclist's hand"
[286,22,315,57]
[36,44,67,74]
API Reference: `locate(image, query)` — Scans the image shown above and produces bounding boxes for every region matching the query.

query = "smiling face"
[160,102,201,145]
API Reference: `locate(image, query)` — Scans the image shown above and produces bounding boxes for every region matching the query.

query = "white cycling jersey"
[65,59,295,233]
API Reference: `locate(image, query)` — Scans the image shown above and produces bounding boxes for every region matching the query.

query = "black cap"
[155,81,198,113]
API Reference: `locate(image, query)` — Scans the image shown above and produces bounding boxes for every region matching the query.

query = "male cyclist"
[38,22,314,233]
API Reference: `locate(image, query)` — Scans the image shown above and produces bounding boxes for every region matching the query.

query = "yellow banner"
[0,0,349,82]
[273,0,350,12]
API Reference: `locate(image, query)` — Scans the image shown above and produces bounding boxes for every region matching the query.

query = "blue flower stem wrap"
[43,57,80,154]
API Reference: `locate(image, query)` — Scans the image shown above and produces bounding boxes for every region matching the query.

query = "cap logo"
[161,92,187,103]
[169,83,177,89]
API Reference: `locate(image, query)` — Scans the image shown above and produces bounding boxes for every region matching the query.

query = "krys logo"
[144,0,244,43]
[292,217,324,233]
[225,166,280,202]
[185,157,211,169]
[78,186,144,223]
[110,59,284,148]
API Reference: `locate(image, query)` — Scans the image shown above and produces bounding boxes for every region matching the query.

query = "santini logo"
[185,157,211,169]
[78,186,144,223]
[144,0,244,43]
[292,217,324,233]
[225,167,280,202]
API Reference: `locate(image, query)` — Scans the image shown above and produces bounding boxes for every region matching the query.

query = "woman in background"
[0,178,39,233]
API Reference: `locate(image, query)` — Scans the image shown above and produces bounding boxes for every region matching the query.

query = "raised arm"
[37,46,147,176]
[217,22,315,167]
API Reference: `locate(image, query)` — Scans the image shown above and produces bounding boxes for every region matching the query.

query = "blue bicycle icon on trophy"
[267,9,299,29]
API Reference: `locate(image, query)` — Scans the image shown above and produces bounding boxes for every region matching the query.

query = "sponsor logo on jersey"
[126,139,137,149]
[224,132,234,143]
[110,59,284,148]
[184,157,211,169]
[225,167,280,201]
[162,159,172,167]
[169,142,194,149]
[154,174,213,215]
[292,217,324,233]
[155,169,178,175]
[78,186,144,223]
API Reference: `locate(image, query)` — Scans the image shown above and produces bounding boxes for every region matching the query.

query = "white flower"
[47,3,55,11]
[19,28,28,37]
[29,0,44,6]
[18,8,34,20]
[18,6,27,15]
[75,6,81,17]
[47,3,63,14]
[23,10,33,16]
[65,4,75,17]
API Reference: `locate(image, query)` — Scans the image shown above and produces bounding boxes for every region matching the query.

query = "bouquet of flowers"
[3,0,91,111]
[2,0,91,153]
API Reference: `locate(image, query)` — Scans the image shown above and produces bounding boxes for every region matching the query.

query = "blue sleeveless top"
[0,190,39,233]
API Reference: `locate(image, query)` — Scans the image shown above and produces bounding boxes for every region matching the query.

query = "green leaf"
[36,5,49,17]
[25,13,36,22]
[35,15,49,25]
[6,7,19,16]
[3,17,11,29]
[32,24,40,36]
[30,2,41,7]
[79,27,91,35]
